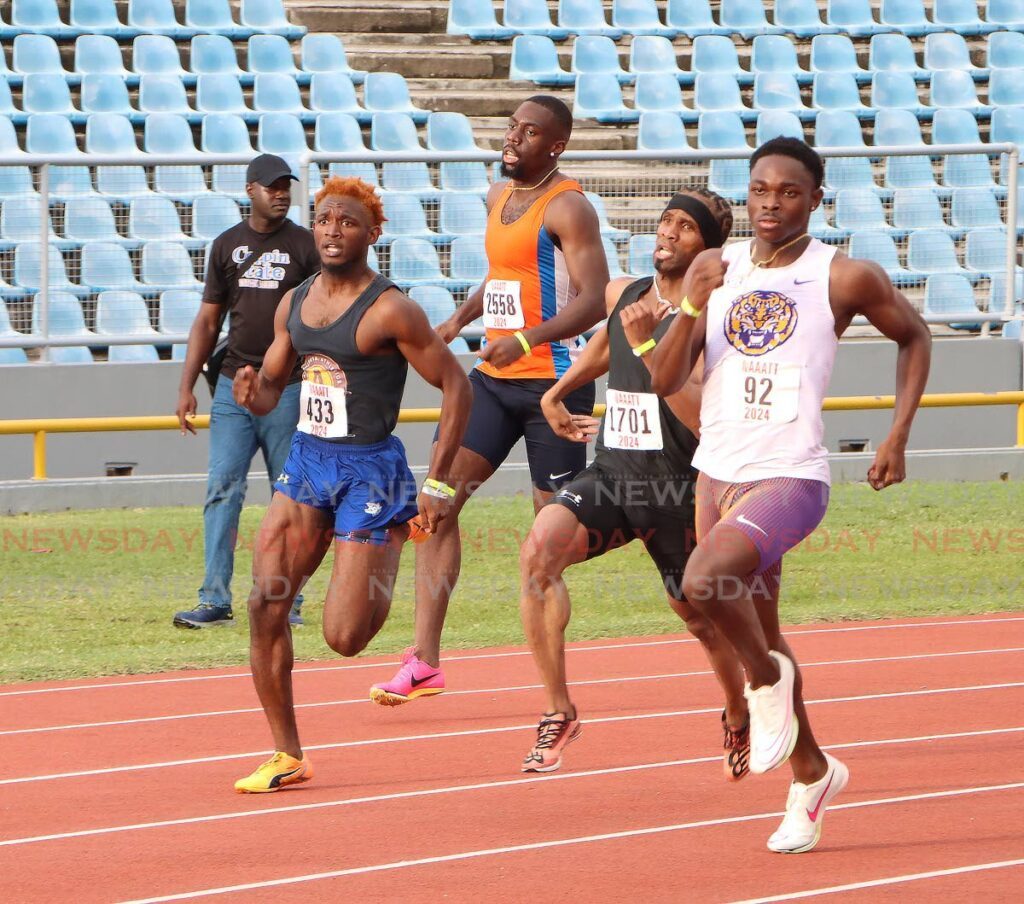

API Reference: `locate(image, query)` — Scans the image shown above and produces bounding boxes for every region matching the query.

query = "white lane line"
[731,858,1024,903]
[2,681,1021,786]
[4,614,1021,698]
[7,644,1022,738]
[3,725,1020,850]
[115,782,1024,904]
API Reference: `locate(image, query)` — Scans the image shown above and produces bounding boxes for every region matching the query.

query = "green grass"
[1,481,1021,683]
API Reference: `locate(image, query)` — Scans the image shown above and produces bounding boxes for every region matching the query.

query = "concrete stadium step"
[288,0,449,34]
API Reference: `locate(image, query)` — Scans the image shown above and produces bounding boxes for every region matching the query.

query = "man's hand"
[867,436,906,491]
[176,389,197,435]
[233,365,260,410]
[416,489,453,535]
[434,318,461,346]
[541,392,598,443]
[680,249,728,312]
[619,301,660,350]
[478,335,527,370]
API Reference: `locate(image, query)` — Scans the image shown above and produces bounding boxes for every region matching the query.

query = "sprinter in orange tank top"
[369,96,609,705]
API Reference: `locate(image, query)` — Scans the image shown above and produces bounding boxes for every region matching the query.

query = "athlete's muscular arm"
[233,290,299,416]
[650,248,726,396]
[480,191,609,369]
[831,257,932,490]
[175,302,222,435]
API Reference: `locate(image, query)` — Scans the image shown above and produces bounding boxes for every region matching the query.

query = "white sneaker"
[745,650,798,774]
[767,752,850,854]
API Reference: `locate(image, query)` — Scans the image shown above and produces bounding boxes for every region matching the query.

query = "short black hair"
[524,95,574,140]
[749,137,824,189]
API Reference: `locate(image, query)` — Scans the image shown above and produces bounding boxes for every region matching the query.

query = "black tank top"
[593,277,699,478]
[287,273,408,445]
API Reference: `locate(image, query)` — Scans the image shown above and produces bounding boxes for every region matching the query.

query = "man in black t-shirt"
[173,154,320,629]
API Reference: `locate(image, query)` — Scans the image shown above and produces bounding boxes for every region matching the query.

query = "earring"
[549,152,555,157]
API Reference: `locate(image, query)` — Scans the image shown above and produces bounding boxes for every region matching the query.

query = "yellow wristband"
[631,338,657,357]
[680,297,700,319]
[514,330,531,355]
[424,478,456,498]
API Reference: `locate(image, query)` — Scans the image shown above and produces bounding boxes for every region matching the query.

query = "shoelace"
[534,716,570,751]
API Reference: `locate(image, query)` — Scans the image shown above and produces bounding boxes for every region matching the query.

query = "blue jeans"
[199,377,302,611]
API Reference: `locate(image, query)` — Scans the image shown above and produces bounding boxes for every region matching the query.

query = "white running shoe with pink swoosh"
[745,650,799,774]
[768,752,850,853]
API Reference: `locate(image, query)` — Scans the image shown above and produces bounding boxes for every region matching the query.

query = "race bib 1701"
[482,279,524,330]
[722,358,801,425]
[603,389,663,451]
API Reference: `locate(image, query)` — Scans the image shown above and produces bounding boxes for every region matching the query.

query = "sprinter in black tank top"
[228,177,471,793]
[517,191,751,779]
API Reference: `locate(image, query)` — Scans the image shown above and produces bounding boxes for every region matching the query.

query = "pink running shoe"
[521,712,582,773]
[369,647,445,706]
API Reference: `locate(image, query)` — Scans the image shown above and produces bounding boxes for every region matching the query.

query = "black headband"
[663,193,723,249]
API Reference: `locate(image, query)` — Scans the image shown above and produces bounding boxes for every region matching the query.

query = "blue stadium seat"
[603,237,627,278]
[446,0,516,40]
[629,36,685,82]
[931,71,989,117]
[32,292,93,344]
[848,231,914,283]
[427,112,481,151]
[185,0,247,40]
[950,188,1002,228]
[696,111,750,148]
[83,244,149,291]
[0,348,29,364]
[611,0,673,36]
[1004,318,1023,340]
[1,196,63,247]
[14,243,87,294]
[573,73,637,122]
[907,228,969,276]
[309,75,367,123]
[826,0,886,36]
[70,0,134,38]
[573,35,631,84]
[509,35,574,86]
[364,73,429,124]
[991,105,1024,146]
[753,74,812,120]
[381,162,439,199]
[965,227,1010,274]
[0,45,21,89]
[885,158,939,193]
[440,162,490,194]
[25,115,101,202]
[933,0,988,35]
[558,0,625,37]
[824,156,878,193]
[875,108,926,146]
[692,35,748,83]
[0,83,20,124]
[990,271,1024,312]
[88,115,152,202]
[138,75,195,119]
[80,75,137,120]
[665,0,731,35]
[371,112,422,151]
[810,34,870,84]
[988,31,1024,70]
[635,73,693,118]
[301,34,366,84]
[96,291,160,347]
[314,112,365,152]
[380,194,442,244]
[127,0,189,39]
[505,0,572,39]
[142,242,204,290]
[12,35,70,79]
[253,74,311,120]
[199,112,253,198]
[879,0,939,35]
[586,191,629,241]
[249,34,305,83]
[638,111,692,150]
[812,73,870,115]
[869,34,929,80]
[834,189,893,233]
[65,197,134,247]
[986,0,1024,28]
[775,0,839,37]
[892,188,950,233]
[107,344,160,362]
[144,114,211,201]
[256,113,308,154]
[240,0,306,39]
[752,35,811,85]
[694,74,752,119]
[628,234,656,276]
[809,204,848,241]
[158,290,201,350]
[75,35,133,84]
[408,286,467,348]
[989,70,1024,108]
[871,72,926,116]
[755,110,804,144]
[328,161,381,189]
[10,0,71,39]
[388,238,449,286]
[196,74,251,118]
[133,35,188,83]
[925,33,985,80]
[190,35,246,84]
[129,196,195,248]
[439,192,488,236]
[934,110,995,188]
[720,0,782,37]
[22,74,81,122]
[707,158,749,202]
[192,195,242,240]
[923,274,981,327]
[449,236,489,287]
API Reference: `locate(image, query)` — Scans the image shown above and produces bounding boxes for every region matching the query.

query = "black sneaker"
[173,603,234,629]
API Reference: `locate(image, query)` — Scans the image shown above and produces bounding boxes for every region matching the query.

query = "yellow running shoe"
[234,752,312,793]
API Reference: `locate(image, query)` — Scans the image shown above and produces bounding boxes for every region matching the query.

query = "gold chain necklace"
[750,233,811,268]
[508,165,559,192]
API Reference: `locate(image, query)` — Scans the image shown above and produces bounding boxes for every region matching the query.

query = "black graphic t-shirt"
[203,219,320,381]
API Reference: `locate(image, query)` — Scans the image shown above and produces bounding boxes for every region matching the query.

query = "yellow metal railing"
[2,394,1023,480]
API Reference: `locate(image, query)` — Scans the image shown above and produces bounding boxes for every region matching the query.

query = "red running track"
[1,614,1022,902]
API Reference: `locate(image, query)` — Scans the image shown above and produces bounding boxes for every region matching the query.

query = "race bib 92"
[603,389,663,451]
[483,279,524,330]
[722,358,801,424]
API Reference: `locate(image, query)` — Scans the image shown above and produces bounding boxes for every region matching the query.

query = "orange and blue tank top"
[477,178,585,380]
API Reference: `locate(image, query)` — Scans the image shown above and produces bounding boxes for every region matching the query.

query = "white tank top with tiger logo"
[692,237,838,485]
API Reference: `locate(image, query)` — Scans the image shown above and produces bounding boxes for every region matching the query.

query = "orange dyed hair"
[313,176,386,227]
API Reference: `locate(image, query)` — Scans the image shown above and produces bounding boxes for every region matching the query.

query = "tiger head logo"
[724,291,798,357]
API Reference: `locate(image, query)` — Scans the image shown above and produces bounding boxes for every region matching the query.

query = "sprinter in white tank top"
[650,138,932,854]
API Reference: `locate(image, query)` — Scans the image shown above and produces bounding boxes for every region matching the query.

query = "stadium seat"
[990,271,1024,312]
[989,70,1024,108]
[991,105,1024,146]
[388,238,448,286]
[573,35,631,84]
[82,243,149,291]
[314,112,365,153]
[986,0,1024,28]
[585,191,629,242]
[874,108,926,146]
[70,0,134,38]
[25,115,100,202]
[195,74,251,118]
[301,34,366,84]
[935,111,995,188]
[439,193,488,236]
[75,35,133,83]
[869,34,929,81]
[88,115,151,201]
[628,234,656,276]
[965,227,1010,274]
[449,236,489,287]
[141,242,203,290]
[364,73,429,124]
[775,0,838,38]
[908,229,969,276]
[810,34,870,84]
[602,237,627,279]
[1004,318,1023,340]
[720,0,782,37]
[504,0,572,39]
[328,161,381,190]
[10,0,71,39]
[988,31,1024,71]
[12,35,70,80]
[848,231,914,283]
[573,73,637,123]
[708,158,749,202]
[440,162,490,194]
[14,243,87,294]
[240,0,306,39]
[408,284,456,326]
[754,74,812,120]
[371,112,423,151]
[930,71,989,117]
[309,75,367,123]
[638,111,692,150]
[923,273,981,327]
[509,35,574,86]
[0,347,29,364]
[879,0,939,35]
[32,292,92,342]
[950,187,1003,228]
[629,36,686,82]
[0,44,21,88]
[692,35,747,83]
[694,74,752,119]
[199,112,252,198]
[932,0,988,35]
[812,73,871,116]
[190,35,246,84]
[159,290,201,356]
[145,114,211,201]
[133,35,188,83]
[871,72,926,116]
[635,73,693,118]
[665,0,732,36]
[834,189,893,233]
[106,344,160,362]
[253,73,311,120]
[192,194,242,240]
[138,75,195,119]
[756,111,804,144]
[256,112,308,155]
[96,290,160,342]
[557,0,625,38]
[1,196,62,247]
[885,157,939,192]
[892,188,950,233]
[611,0,673,37]
[127,0,190,39]
[129,196,195,248]
[80,75,137,120]
[809,204,848,241]
[249,34,305,83]
[752,35,811,85]
[65,197,134,247]
[185,0,247,40]
[925,33,985,80]
[696,111,750,148]
[23,74,82,123]
[380,195,442,244]
[427,112,482,151]
[826,0,886,36]
[447,0,515,40]
[0,83,21,124]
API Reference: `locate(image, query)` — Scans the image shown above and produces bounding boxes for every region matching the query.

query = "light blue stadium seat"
[826,0,886,36]
[930,71,989,117]
[32,292,93,347]
[185,0,247,40]
[692,35,747,83]
[629,36,685,82]
[10,0,71,39]
[933,110,994,188]
[127,0,189,39]
[327,161,381,189]
[879,0,940,35]
[708,158,749,202]
[12,35,70,79]
[892,188,950,233]
[314,112,364,152]
[933,0,988,35]
[389,237,449,286]
[364,73,429,124]
[439,193,488,236]
[129,196,195,248]
[190,35,247,84]
[611,0,673,37]
[848,231,914,283]
[871,72,926,115]
[925,33,985,80]
[989,70,1024,108]
[603,237,627,278]
[696,111,749,148]
[371,112,423,150]
[22,75,81,122]
[573,35,631,84]
[145,114,211,201]
[558,0,625,37]
[1004,318,1023,340]
[573,73,637,122]
[449,236,489,288]
[874,108,926,145]
[664,0,730,35]
[756,110,804,144]
[192,194,242,240]
[635,73,693,118]
[752,35,811,85]
[923,273,981,327]
[989,271,1024,312]
[256,112,308,154]
[869,33,929,80]
[142,241,203,290]
[988,31,1024,70]
[885,157,939,192]
[0,344,29,364]
[14,243,87,294]
[775,0,839,37]
[824,156,877,192]
[509,35,573,86]
[96,291,159,340]
[301,34,366,84]
[70,0,134,38]
[107,344,159,362]
[907,228,968,276]
[83,243,149,291]
[200,113,253,199]
[88,115,151,201]
[506,0,575,39]
[986,0,1024,28]
[427,112,481,151]
[965,227,1010,274]
[0,45,20,88]
[380,194,441,244]
[381,162,439,199]
[196,75,251,118]
[253,74,311,120]
[440,162,490,194]
[309,74,367,122]
[65,197,134,247]
[720,0,782,38]
[810,34,870,84]
[638,111,691,150]
[408,286,470,352]
[1,196,62,247]
[446,0,515,40]
[585,191,629,241]
[249,34,304,82]
[809,204,848,241]
[628,234,656,276]
[834,189,893,233]
[753,74,812,120]
[25,115,101,202]
[75,35,133,84]
[991,105,1024,146]
[694,74,752,119]
[158,288,201,336]
[812,73,870,115]
[950,187,1002,228]
[0,83,21,124]
[80,75,137,120]
[240,0,305,39]
[138,75,194,120]
[133,35,188,83]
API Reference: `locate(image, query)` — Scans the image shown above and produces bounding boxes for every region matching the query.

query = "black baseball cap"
[245,154,298,187]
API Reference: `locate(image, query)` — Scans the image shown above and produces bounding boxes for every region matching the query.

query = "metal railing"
[2,391,1022,480]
